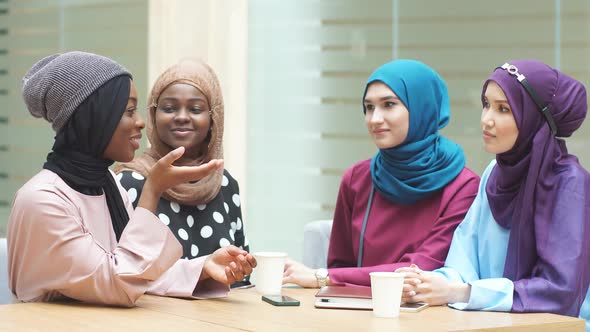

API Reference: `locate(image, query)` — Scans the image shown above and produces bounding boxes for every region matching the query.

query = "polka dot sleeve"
[223,171,249,254]
[116,170,145,209]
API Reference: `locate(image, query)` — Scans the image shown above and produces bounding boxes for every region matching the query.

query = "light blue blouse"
[433,160,590,331]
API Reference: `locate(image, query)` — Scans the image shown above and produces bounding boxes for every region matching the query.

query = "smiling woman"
[102,82,144,162]
[155,83,212,158]
[7,51,255,307]
[115,59,251,288]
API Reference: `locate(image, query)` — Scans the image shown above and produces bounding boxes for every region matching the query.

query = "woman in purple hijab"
[396,59,590,328]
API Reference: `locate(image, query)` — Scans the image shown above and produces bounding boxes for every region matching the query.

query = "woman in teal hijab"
[368,60,467,204]
[283,60,480,288]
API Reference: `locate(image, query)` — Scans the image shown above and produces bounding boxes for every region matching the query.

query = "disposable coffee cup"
[252,252,287,295]
[370,271,404,318]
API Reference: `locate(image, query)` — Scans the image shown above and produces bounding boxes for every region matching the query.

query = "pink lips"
[372,128,389,135]
[130,134,142,150]
[482,130,495,140]
[171,128,194,138]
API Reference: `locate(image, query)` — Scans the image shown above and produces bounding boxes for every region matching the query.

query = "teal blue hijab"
[364,60,465,205]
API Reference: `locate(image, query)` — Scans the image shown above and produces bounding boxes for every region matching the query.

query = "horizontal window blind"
[246,0,590,260]
[396,0,590,174]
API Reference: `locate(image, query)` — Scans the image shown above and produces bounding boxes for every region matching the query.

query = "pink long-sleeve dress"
[7,169,228,306]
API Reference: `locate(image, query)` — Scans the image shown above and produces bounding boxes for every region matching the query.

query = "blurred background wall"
[1,0,589,261]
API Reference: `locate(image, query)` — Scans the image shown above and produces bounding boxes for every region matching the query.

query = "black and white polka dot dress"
[117,169,250,262]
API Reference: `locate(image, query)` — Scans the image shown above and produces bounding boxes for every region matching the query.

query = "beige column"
[148,0,248,210]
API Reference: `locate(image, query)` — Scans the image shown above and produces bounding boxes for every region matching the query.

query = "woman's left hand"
[201,246,257,285]
[395,264,470,306]
[282,258,320,288]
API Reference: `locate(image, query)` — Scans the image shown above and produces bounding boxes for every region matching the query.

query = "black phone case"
[261,295,300,306]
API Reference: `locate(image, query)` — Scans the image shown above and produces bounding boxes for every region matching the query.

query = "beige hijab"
[115,59,224,205]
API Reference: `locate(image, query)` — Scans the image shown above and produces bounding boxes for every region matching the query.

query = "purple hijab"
[484,60,590,315]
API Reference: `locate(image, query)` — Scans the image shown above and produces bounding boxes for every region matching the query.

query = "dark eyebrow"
[483,95,509,104]
[364,95,400,103]
[159,97,207,103]
[487,98,510,104]
[128,96,138,103]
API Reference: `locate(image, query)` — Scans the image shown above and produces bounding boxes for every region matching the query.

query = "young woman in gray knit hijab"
[7,51,256,306]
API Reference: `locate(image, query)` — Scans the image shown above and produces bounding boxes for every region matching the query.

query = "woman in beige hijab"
[116,59,250,286]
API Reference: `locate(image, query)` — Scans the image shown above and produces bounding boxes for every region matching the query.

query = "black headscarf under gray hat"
[22,51,133,241]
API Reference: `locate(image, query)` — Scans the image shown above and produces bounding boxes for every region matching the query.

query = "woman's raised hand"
[137,147,223,212]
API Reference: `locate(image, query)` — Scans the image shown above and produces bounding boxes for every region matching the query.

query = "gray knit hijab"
[22,51,133,241]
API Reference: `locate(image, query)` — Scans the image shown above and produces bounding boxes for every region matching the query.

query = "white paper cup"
[252,252,287,295]
[370,272,404,318]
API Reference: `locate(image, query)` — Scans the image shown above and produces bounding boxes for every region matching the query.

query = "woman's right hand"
[137,147,223,212]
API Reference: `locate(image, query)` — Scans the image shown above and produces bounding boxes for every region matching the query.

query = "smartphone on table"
[400,302,428,312]
[262,295,301,306]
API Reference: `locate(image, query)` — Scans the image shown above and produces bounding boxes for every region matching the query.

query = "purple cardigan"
[327,159,479,286]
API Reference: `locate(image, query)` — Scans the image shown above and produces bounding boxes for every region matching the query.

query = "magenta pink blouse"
[328,159,479,286]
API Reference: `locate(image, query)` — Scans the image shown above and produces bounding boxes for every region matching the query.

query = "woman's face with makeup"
[364,81,410,149]
[103,80,145,162]
[481,81,519,154]
[154,83,211,157]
